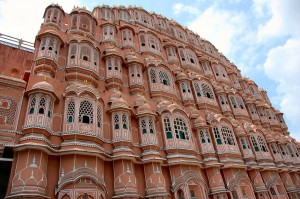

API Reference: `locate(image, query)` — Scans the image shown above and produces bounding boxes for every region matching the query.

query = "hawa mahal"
[0,3,300,199]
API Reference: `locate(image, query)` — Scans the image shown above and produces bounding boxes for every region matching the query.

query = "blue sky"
[0,0,299,141]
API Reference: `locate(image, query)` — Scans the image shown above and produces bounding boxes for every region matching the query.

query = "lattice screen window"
[66,99,75,123]
[163,117,172,139]
[29,96,36,114]
[141,119,147,134]
[199,130,211,144]
[179,48,186,62]
[38,97,46,114]
[251,136,259,151]
[230,96,237,108]
[158,18,167,29]
[71,14,78,27]
[149,118,154,134]
[101,9,114,20]
[193,82,201,97]
[119,10,129,21]
[257,135,268,152]
[213,127,222,145]
[122,113,128,129]
[80,45,91,61]
[240,137,250,149]
[103,25,115,41]
[270,143,279,154]
[166,47,177,60]
[293,145,299,157]
[150,69,157,83]
[114,114,120,129]
[221,126,235,145]
[201,83,214,99]
[80,15,90,30]
[248,104,257,114]
[69,44,77,60]
[79,100,93,124]
[140,34,146,47]
[97,105,102,128]
[149,35,160,51]
[181,82,191,93]
[159,71,171,86]
[0,96,17,125]
[47,100,53,118]
[186,49,197,65]
[279,145,287,155]
[236,97,245,109]
[202,61,210,71]
[40,38,47,51]
[122,29,133,46]
[92,49,98,66]
[174,117,189,140]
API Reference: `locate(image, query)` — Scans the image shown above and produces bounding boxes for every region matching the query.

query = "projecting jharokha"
[0,3,300,199]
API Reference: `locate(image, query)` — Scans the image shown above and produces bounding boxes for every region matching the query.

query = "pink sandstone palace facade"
[0,4,300,199]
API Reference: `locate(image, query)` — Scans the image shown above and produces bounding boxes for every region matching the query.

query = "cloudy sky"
[0,0,299,140]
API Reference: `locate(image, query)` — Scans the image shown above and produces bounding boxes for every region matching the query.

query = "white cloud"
[257,0,300,40]
[172,3,199,15]
[0,0,80,42]
[264,38,300,140]
[188,6,247,56]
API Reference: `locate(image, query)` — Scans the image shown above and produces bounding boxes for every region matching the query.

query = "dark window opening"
[71,55,75,59]
[151,44,155,49]
[83,56,88,61]
[141,43,145,46]
[41,47,45,50]
[163,79,168,85]
[206,93,211,99]
[29,107,34,114]
[123,123,127,129]
[190,59,195,64]
[150,129,154,134]
[142,129,147,134]
[97,122,101,128]
[38,108,44,114]
[166,131,172,139]
[108,67,112,70]
[68,116,73,123]
[48,111,51,118]
[82,115,90,124]
[48,47,52,51]
[115,124,119,129]
[216,73,219,76]
[197,92,201,97]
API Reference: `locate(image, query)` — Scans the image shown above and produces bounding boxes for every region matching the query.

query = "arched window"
[174,118,189,140]
[47,100,53,118]
[149,118,154,134]
[213,127,222,145]
[178,189,185,199]
[80,45,91,62]
[79,100,93,124]
[38,97,46,114]
[166,46,177,61]
[230,96,237,108]
[150,69,157,83]
[236,96,245,109]
[67,99,75,123]
[250,136,259,152]
[199,130,211,143]
[201,83,214,99]
[270,187,276,195]
[270,143,279,154]
[141,119,147,134]
[140,117,155,135]
[97,105,102,128]
[140,34,146,47]
[159,71,171,86]
[257,135,268,152]
[193,82,201,97]
[122,113,128,129]
[119,10,129,21]
[280,145,286,155]
[122,29,133,46]
[29,97,36,114]
[69,44,77,60]
[101,9,114,20]
[114,114,120,129]
[163,117,172,139]
[103,25,115,41]
[220,126,235,145]
[181,82,191,93]
[240,137,250,149]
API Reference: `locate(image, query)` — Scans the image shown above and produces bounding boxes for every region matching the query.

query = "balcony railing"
[0,33,34,53]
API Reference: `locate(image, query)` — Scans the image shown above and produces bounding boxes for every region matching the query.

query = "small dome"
[137,103,153,113]
[32,81,54,92]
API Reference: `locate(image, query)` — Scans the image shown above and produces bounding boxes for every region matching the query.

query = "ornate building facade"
[0,4,300,199]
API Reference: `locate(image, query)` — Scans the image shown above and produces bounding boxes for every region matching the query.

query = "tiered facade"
[0,4,300,199]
